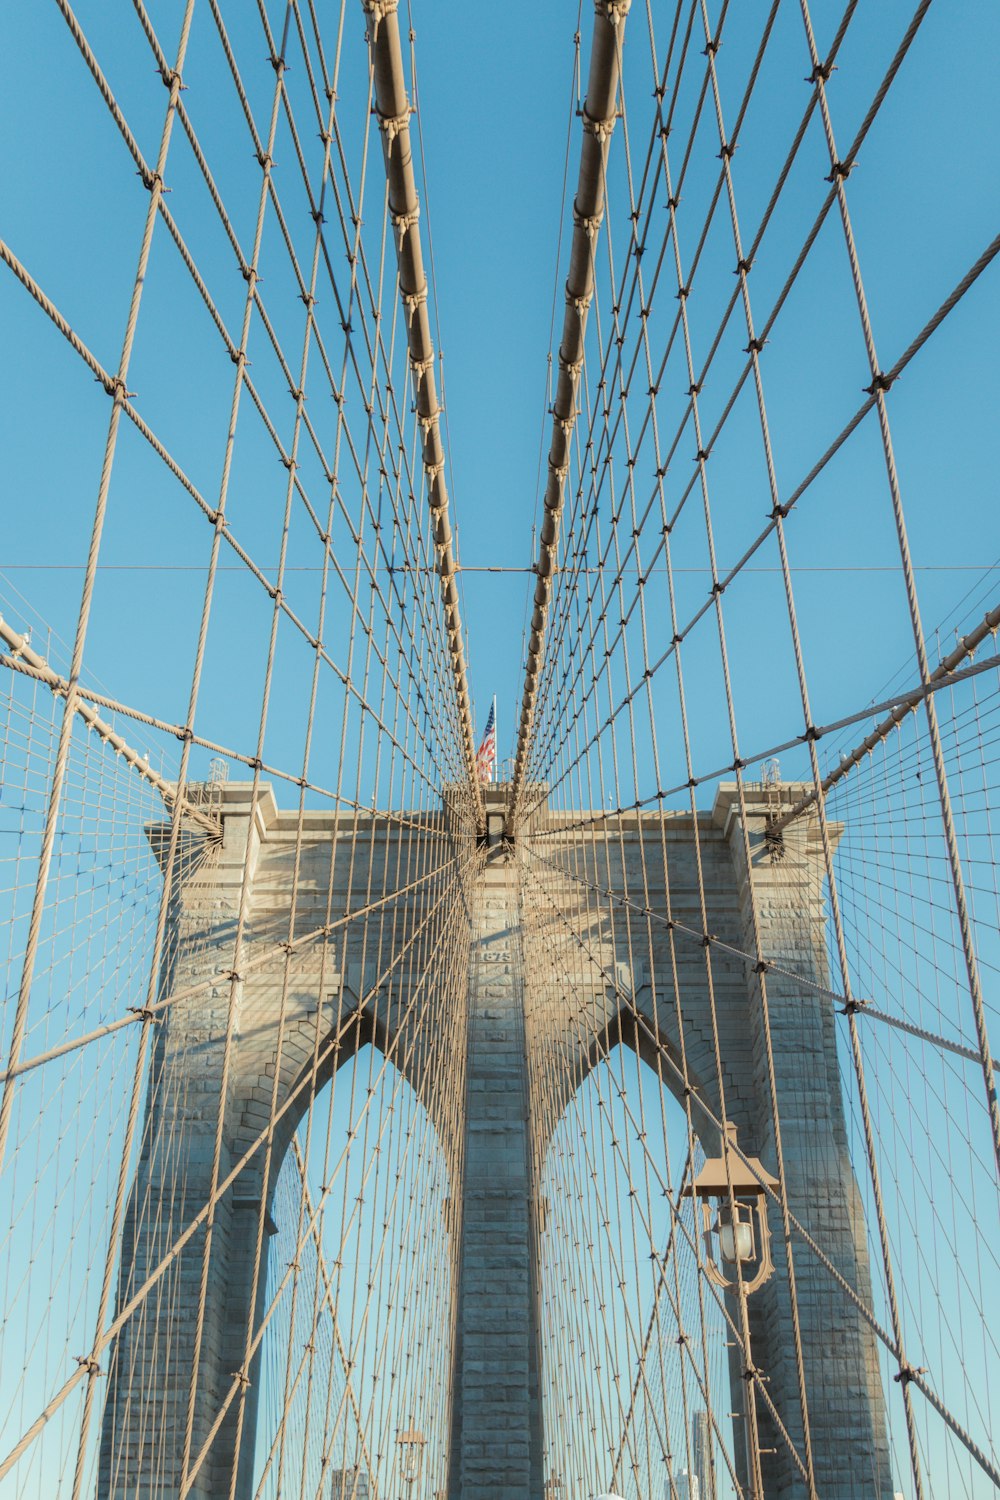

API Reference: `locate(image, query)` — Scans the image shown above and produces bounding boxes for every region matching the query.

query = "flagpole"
[492,696,497,783]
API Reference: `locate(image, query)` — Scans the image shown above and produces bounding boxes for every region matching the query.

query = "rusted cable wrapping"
[507,0,631,833]
[363,0,483,820]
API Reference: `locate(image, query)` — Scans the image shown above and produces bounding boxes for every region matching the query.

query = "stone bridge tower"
[99,782,891,1499]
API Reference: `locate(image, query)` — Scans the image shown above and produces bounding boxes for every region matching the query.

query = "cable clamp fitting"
[595,0,632,24]
[362,0,400,20]
[75,1355,103,1376]
[840,996,868,1016]
[137,167,167,194]
[806,61,835,84]
[391,204,420,234]
[375,106,412,145]
[826,158,856,182]
[572,201,604,238]
[745,335,767,355]
[864,370,895,395]
[126,1006,158,1023]
[582,110,619,143]
[100,376,137,402]
[894,1363,927,1386]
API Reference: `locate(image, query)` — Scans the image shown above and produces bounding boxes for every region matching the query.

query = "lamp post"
[396,1424,425,1495]
[683,1123,778,1499]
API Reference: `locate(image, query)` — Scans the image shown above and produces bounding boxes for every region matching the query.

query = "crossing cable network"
[0,0,479,1494]
[512,0,1000,1495]
[0,1,997,1499]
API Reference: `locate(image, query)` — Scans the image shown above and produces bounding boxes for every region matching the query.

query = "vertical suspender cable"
[507,0,632,835]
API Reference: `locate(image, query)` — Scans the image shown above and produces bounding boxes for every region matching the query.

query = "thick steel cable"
[20,0,477,809]
[362,0,482,815]
[0,9,195,1176]
[513,3,1000,1492]
[524,223,1000,818]
[0,620,220,837]
[0,848,474,1485]
[518,4,990,811]
[508,0,633,831]
[521,858,809,1490]
[523,857,1000,1489]
[0,232,464,807]
[797,0,1000,1188]
[543,52,779,1485]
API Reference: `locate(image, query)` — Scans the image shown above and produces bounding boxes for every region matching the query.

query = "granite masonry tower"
[99,781,891,1499]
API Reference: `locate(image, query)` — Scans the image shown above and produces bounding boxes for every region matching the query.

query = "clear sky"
[0,0,997,796]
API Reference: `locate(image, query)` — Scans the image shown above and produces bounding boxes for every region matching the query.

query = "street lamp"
[683,1122,779,1500]
[396,1425,426,1489]
[684,1122,778,1296]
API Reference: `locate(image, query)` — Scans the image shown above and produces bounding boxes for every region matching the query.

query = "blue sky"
[0,0,997,803]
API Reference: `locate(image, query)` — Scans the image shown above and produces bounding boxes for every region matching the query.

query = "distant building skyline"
[331,1465,370,1500]
[691,1409,714,1500]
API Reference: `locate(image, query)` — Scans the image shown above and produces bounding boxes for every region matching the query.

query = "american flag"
[476,699,496,783]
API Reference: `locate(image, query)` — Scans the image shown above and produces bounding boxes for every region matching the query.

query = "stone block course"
[99,784,890,1500]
